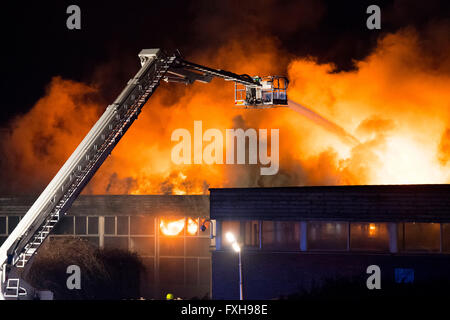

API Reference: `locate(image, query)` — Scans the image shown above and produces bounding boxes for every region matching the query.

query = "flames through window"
[159,217,199,236]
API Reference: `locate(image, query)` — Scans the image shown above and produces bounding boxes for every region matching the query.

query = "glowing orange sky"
[2,28,449,194]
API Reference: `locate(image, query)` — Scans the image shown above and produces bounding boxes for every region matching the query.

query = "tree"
[26,237,144,299]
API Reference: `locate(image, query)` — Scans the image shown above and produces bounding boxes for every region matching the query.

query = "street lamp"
[226,232,243,300]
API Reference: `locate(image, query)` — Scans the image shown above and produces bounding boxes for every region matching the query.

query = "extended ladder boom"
[0,48,260,299]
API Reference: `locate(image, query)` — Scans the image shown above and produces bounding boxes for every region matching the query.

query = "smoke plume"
[0,21,449,194]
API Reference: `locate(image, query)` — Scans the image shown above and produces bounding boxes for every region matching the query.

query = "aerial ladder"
[0,49,288,299]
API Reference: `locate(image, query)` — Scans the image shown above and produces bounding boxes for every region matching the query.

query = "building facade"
[210,185,450,299]
[2,185,450,300]
[0,195,212,299]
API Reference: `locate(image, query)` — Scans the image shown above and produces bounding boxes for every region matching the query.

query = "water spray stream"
[288,100,360,146]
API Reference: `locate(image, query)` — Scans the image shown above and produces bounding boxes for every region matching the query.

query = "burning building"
[0,195,211,299]
[0,1,449,301]
[1,184,450,300]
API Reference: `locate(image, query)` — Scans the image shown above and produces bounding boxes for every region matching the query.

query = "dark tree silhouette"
[26,237,144,300]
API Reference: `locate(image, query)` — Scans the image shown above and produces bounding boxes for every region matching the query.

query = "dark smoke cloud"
[188,0,325,45]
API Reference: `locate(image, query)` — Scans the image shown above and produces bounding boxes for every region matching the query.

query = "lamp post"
[226,232,243,300]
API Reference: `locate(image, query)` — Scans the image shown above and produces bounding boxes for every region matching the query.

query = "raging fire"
[1,28,449,195]
[159,218,199,236]
[187,218,199,235]
[160,218,185,236]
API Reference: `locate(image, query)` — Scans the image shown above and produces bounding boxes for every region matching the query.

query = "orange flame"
[187,218,198,235]
[160,218,185,236]
[369,223,377,237]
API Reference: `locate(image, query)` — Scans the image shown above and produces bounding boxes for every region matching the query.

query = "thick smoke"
[439,128,450,165]
[0,6,449,194]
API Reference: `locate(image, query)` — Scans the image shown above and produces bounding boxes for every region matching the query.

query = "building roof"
[209,184,450,222]
[0,195,210,217]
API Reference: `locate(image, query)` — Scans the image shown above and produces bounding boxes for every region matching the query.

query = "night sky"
[0,0,448,125]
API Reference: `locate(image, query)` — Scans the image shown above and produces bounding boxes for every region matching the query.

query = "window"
[443,224,450,253]
[307,221,348,251]
[262,221,300,250]
[130,237,155,256]
[350,222,389,251]
[186,237,210,257]
[130,216,154,235]
[0,216,6,234]
[104,237,128,250]
[221,221,240,245]
[159,237,184,256]
[75,217,87,235]
[87,217,98,235]
[159,217,186,236]
[117,216,129,235]
[105,216,115,235]
[8,216,20,234]
[53,216,74,235]
[244,220,259,248]
[398,222,440,252]
[186,218,199,236]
